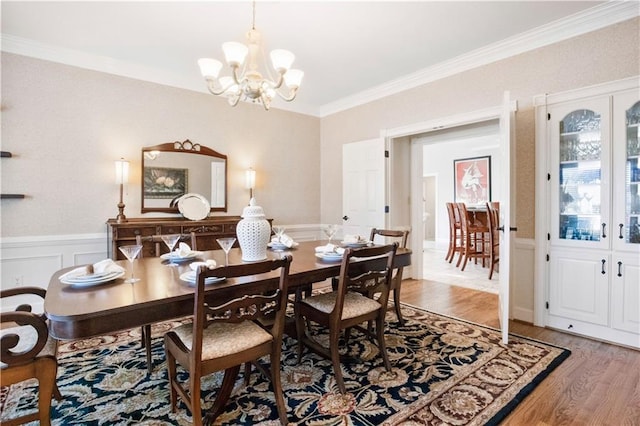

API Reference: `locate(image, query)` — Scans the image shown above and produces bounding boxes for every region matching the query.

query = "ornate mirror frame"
[141,140,227,213]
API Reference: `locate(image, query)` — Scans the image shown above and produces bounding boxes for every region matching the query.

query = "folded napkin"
[60,259,125,280]
[173,242,192,258]
[315,244,345,255]
[272,233,295,248]
[190,259,218,271]
[343,234,365,243]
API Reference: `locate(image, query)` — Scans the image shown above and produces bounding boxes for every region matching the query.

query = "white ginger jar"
[236,197,270,261]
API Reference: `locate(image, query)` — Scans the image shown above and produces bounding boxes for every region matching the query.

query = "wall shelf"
[1,151,26,199]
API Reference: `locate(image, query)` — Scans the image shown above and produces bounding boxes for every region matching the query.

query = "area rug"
[1,305,570,425]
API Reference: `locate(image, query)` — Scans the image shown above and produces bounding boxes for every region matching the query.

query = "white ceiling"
[1,1,636,116]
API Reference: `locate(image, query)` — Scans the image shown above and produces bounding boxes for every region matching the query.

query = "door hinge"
[547,113,551,121]
[547,173,551,181]
[385,205,389,213]
[546,254,550,262]
[384,150,389,158]
[546,301,549,309]
[547,233,550,241]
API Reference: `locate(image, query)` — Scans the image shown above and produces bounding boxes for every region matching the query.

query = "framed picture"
[453,156,491,205]
[143,167,188,199]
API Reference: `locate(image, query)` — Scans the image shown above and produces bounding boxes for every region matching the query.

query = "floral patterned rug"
[1,304,570,425]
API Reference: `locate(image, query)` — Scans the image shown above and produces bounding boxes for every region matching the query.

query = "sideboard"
[106,216,245,260]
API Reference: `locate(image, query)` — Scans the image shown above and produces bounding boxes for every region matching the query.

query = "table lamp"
[115,158,130,223]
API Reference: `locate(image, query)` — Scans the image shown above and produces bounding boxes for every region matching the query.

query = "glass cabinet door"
[614,91,640,252]
[550,97,611,248]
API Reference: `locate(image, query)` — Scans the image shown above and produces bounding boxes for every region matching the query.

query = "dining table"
[44,240,412,340]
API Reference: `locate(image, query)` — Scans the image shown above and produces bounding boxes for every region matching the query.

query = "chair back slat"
[333,243,398,320]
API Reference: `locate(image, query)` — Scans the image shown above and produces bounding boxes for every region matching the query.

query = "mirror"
[141,140,227,214]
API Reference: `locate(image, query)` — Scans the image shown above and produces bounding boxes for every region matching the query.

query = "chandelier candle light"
[197,1,303,110]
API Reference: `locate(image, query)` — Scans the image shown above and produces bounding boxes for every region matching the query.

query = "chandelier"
[197,1,303,110]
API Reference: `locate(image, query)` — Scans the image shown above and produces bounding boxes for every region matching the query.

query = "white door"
[342,138,386,237]
[498,91,515,344]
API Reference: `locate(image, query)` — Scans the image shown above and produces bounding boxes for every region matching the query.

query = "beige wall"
[319,18,640,239]
[1,53,321,237]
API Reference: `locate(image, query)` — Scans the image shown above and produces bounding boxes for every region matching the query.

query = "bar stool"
[456,203,490,271]
[445,202,463,263]
[486,202,500,279]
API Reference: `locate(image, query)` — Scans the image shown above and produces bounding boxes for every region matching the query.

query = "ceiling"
[1,1,634,116]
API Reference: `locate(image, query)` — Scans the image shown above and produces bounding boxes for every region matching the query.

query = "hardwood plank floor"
[399,279,640,426]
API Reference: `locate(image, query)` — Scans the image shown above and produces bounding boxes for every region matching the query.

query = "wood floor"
[399,279,640,426]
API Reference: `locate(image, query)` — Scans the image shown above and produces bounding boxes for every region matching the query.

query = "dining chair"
[445,202,464,264]
[294,243,398,394]
[456,202,490,271]
[369,228,410,325]
[486,202,501,279]
[136,232,198,373]
[164,255,293,426]
[1,287,62,426]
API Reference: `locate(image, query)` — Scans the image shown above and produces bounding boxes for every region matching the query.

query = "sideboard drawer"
[116,226,156,239]
[159,225,182,234]
[185,224,225,234]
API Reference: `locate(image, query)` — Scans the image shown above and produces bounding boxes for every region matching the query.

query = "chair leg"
[164,341,178,412]
[375,315,392,373]
[393,283,404,325]
[190,369,203,426]
[203,365,240,425]
[35,357,57,426]
[330,327,346,394]
[142,324,152,373]
[295,306,306,363]
[270,352,289,425]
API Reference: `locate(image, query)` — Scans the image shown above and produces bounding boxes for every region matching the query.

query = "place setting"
[340,233,372,248]
[179,259,225,286]
[59,258,126,288]
[268,226,299,251]
[159,238,203,265]
[314,224,345,261]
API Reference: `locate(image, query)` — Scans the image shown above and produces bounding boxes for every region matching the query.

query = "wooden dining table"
[44,240,412,340]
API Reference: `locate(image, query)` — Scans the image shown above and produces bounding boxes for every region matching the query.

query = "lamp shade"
[283,69,304,88]
[222,42,249,66]
[115,159,129,185]
[270,49,295,72]
[245,168,256,189]
[198,58,223,78]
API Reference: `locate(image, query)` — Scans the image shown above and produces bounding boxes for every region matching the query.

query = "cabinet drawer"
[116,226,156,238]
[184,224,225,234]
[225,223,237,233]
[159,225,182,234]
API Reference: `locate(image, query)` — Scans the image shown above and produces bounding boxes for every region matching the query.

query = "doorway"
[416,121,501,293]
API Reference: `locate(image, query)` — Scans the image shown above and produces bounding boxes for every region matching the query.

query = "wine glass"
[323,224,337,244]
[272,226,286,242]
[161,234,181,265]
[216,237,236,266]
[119,244,143,283]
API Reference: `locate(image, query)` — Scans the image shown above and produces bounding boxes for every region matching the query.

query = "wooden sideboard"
[106,216,245,260]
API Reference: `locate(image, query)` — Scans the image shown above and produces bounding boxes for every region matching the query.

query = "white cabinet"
[538,78,640,348]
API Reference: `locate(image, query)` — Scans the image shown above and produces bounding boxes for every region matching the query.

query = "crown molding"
[318,1,639,117]
[1,2,637,118]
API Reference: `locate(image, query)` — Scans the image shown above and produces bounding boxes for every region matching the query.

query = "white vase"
[236,197,271,261]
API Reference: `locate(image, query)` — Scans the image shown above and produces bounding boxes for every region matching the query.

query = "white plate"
[160,251,202,262]
[61,271,125,287]
[180,271,225,286]
[315,252,343,261]
[178,193,210,221]
[341,241,370,248]
[268,241,299,250]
